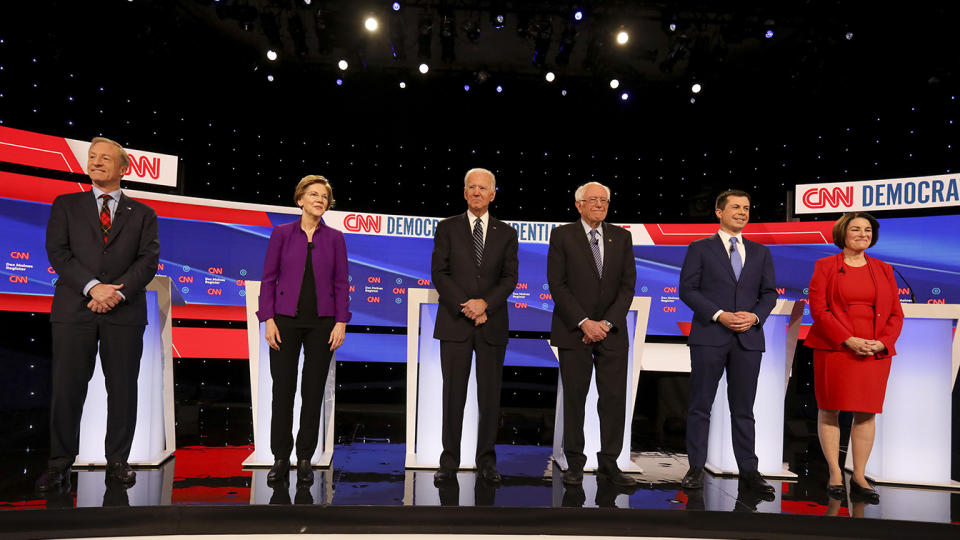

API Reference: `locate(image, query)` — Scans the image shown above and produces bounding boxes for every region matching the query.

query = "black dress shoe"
[599,468,637,487]
[478,466,502,483]
[106,462,136,487]
[827,483,846,500]
[681,466,704,490]
[562,468,583,486]
[434,468,457,484]
[849,479,879,504]
[296,459,314,487]
[738,470,775,495]
[267,459,290,485]
[36,467,71,492]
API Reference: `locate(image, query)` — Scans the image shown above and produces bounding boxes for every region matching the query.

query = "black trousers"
[269,316,335,461]
[686,341,762,471]
[438,331,505,471]
[558,342,628,473]
[49,320,145,469]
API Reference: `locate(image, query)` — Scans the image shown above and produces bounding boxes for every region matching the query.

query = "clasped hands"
[718,311,756,333]
[460,298,488,326]
[87,283,124,313]
[843,336,886,356]
[580,319,608,344]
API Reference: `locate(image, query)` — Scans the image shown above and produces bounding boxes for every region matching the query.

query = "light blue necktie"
[729,236,742,280]
[589,229,602,276]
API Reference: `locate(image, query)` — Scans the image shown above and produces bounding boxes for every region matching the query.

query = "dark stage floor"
[0,443,957,539]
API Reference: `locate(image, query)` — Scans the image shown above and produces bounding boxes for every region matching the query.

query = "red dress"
[813,263,891,413]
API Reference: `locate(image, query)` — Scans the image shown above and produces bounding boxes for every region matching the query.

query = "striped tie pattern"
[729,236,742,280]
[99,194,112,244]
[589,228,602,276]
[473,217,483,266]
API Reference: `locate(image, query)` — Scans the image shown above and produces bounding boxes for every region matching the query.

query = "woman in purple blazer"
[256,175,351,487]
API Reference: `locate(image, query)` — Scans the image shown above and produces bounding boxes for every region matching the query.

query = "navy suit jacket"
[430,213,519,345]
[678,232,778,351]
[45,190,160,326]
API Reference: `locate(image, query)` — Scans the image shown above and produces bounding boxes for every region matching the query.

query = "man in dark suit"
[431,168,518,484]
[547,182,637,488]
[678,189,778,495]
[36,137,160,492]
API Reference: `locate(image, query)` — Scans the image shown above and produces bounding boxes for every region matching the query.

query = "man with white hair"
[431,168,519,485]
[547,181,637,488]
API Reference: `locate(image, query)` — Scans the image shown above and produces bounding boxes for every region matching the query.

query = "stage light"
[545,71,556,82]
[419,63,429,74]
[764,29,774,39]
[490,1,506,29]
[464,84,471,91]
[561,89,567,96]
[691,82,702,93]
[365,17,379,32]
[845,31,854,40]
[336,78,343,86]
[668,23,677,32]
[621,92,629,101]
[266,49,278,61]
[399,81,406,88]
[609,79,619,89]
[267,74,275,82]
[616,30,629,44]
[496,85,503,93]
[574,11,583,21]
[304,0,311,4]
[338,59,348,70]
[392,2,400,10]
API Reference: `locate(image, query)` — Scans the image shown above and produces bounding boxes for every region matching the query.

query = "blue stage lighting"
[392,2,400,11]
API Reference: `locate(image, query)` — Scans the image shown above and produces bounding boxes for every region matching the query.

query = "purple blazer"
[256,219,352,323]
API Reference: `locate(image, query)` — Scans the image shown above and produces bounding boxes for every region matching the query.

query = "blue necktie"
[729,236,742,280]
[589,229,602,276]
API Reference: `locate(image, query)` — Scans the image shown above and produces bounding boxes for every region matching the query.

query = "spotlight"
[399,81,406,88]
[545,71,556,82]
[336,78,343,86]
[338,59,348,70]
[304,0,311,4]
[691,82,702,93]
[616,30,629,44]
[845,31,854,40]
[561,89,567,96]
[496,85,503,93]
[490,0,506,29]
[419,63,429,74]
[621,92,629,101]
[267,74,275,82]
[609,79,619,89]
[365,16,379,32]
[668,23,677,32]
[764,29,774,39]
[266,49,278,61]
[464,84,470,91]
[574,11,583,21]
[392,2,400,11]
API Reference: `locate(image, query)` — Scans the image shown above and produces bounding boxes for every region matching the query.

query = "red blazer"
[804,253,903,358]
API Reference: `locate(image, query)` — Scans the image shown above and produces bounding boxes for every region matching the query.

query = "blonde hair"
[294,175,335,208]
[90,137,130,169]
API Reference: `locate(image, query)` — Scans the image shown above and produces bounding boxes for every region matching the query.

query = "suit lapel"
[105,193,134,246]
[709,233,739,283]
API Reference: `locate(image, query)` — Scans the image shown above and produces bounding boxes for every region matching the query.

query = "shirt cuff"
[712,310,724,322]
[83,279,101,297]
[117,291,126,301]
[577,317,588,328]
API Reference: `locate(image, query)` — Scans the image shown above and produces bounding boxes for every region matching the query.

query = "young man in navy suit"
[431,168,519,485]
[37,137,160,492]
[678,190,778,495]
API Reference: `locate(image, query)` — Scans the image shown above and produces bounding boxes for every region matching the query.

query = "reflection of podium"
[76,276,175,467]
[704,299,803,478]
[405,289,476,469]
[551,297,651,473]
[243,281,337,468]
[844,303,960,488]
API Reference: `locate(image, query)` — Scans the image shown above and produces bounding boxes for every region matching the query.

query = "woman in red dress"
[805,212,903,504]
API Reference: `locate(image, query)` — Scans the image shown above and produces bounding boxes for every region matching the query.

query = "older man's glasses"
[580,197,610,206]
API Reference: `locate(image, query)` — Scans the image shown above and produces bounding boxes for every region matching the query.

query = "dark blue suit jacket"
[678,233,778,351]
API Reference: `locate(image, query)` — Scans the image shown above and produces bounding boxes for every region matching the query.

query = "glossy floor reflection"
[0,443,957,526]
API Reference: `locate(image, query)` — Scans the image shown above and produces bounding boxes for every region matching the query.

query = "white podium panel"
[244,281,337,468]
[705,299,803,478]
[76,276,175,467]
[405,289,480,469]
[844,304,960,488]
[551,297,651,473]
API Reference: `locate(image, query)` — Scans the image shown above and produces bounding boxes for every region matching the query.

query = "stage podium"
[843,303,960,488]
[704,299,803,478]
[243,281,337,468]
[76,276,176,467]
[551,296,652,473]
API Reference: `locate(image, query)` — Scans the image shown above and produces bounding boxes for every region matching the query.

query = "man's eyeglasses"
[580,197,610,206]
